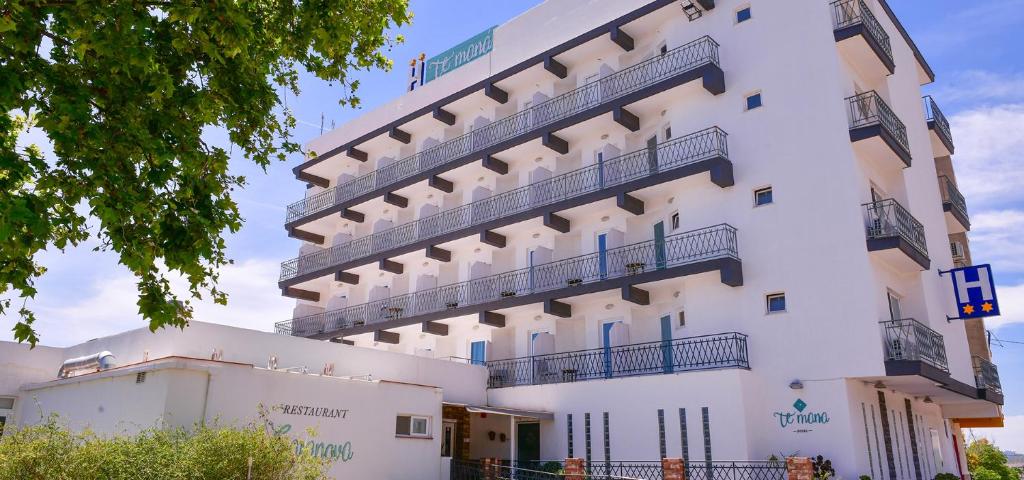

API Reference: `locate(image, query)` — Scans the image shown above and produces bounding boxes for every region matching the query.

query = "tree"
[967,439,1020,480]
[0,1,411,345]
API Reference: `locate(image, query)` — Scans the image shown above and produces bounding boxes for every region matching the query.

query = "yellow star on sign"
[982,302,994,313]
[963,304,975,315]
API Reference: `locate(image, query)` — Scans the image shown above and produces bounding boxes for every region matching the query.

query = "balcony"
[485,332,748,388]
[284,36,725,230]
[880,318,949,374]
[973,356,1003,403]
[863,199,930,270]
[276,224,741,340]
[924,96,954,156]
[846,91,911,168]
[831,0,894,77]
[279,127,731,287]
[939,176,970,233]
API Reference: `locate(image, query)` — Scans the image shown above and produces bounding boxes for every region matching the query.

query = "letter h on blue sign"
[948,264,1000,319]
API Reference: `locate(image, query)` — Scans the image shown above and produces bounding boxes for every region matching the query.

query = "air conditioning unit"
[950,241,965,260]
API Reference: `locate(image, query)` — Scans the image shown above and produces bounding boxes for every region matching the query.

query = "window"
[766,293,786,314]
[754,187,773,206]
[678,310,686,327]
[659,43,668,55]
[664,126,672,140]
[745,92,763,110]
[396,415,431,437]
[736,6,752,23]
[670,212,680,231]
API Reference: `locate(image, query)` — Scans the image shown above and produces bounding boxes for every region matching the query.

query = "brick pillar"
[663,458,686,480]
[564,458,586,480]
[481,458,496,480]
[786,457,814,480]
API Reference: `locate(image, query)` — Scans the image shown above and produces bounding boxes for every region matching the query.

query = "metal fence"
[862,199,929,259]
[686,461,787,480]
[485,333,748,388]
[279,127,729,282]
[880,318,949,373]
[845,91,909,157]
[830,0,892,62]
[451,460,647,480]
[276,224,738,337]
[285,36,721,224]
[972,356,1002,394]
[923,95,953,146]
[938,175,968,222]
[471,460,787,480]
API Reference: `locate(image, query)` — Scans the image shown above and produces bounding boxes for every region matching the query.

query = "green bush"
[0,416,330,480]
[934,473,960,480]
[968,439,1020,480]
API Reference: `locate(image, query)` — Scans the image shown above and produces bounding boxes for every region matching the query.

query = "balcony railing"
[863,199,929,259]
[846,91,910,156]
[279,127,729,283]
[830,0,893,65]
[924,95,953,147]
[973,356,1002,394]
[499,460,786,480]
[880,318,949,373]
[276,224,738,337]
[939,175,968,222]
[485,332,748,388]
[284,36,722,225]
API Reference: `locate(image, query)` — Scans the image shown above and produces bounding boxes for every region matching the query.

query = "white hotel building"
[0,1,1005,479]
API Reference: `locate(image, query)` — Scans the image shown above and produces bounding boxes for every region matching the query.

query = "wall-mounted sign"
[275,403,350,419]
[423,27,495,84]
[774,398,830,433]
[943,264,1001,319]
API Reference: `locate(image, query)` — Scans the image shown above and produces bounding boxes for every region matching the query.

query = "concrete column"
[662,458,686,480]
[786,457,814,480]
[564,458,586,480]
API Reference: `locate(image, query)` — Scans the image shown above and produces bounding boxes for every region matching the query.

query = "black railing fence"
[276,224,738,337]
[972,356,1002,394]
[938,175,968,222]
[880,318,949,373]
[923,95,952,146]
[471,460,788,480]
[863,199,929,258]
[486,333,748,388]
[280,127,728,282]
[830,0,893,62]
[285,36,721,224]
[846,91,910,156]
[451,460,644,480]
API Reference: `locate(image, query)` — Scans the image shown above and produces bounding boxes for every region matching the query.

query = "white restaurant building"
[0,1,1005,479]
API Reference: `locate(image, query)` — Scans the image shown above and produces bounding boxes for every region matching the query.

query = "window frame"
[670,211,680,231]
[754,186,774,207]
[735,5,752,23]
[766,293,787,314]
[396,414,432,438]
[745,91,763,111]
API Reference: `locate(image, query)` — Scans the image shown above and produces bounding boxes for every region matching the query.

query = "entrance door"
[470,341,487,366]
[441,421,456,457]
[598,233,609,279]
[647,136,659,173]
[517,423,541,464]
[660,315,674,374]
[596,151,605,188]
[654,221,667,270]
[602,322,616,378]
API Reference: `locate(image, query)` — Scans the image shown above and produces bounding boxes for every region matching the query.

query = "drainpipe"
[199,370,212,426]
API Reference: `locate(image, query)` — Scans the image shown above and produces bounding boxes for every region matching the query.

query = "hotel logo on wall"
[422,27,495,84]
[942,264,1001,319]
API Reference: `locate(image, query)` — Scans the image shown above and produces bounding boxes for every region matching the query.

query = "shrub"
[0,416,330,480]
[934,473,960,480]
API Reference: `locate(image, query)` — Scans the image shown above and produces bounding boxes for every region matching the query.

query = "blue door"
[528,249,536,292]
[596,151,605,188]
[470,341,486,366]
[598,233,608,279]
[602,322,615,378]
[660,315,674,374]
[654,222,667,270]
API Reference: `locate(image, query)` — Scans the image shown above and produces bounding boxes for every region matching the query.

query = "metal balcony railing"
[880,318,949,373]
[501,460,786,480]
[863,199,929,259]
[939,175,968,221]
[284,36,722,225]
[846,91,910,156]
[924,95,953,146]
[276,224,738,337]
[830,0,893,64]
[279,127,729,282]
[485,332,748,388]
[973,356,1002,394]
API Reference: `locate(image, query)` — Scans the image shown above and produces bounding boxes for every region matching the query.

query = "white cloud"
[932,71,1024,106]
[982,283,1024,330]
[13,258,293,347]
[948,104,1024,208]
[969,415,1024,453]
[969,210,1024,275]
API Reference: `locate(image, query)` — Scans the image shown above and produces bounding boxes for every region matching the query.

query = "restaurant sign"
[423,27,495,84]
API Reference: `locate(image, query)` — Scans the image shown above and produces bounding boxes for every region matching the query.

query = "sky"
[4,0,1024,453]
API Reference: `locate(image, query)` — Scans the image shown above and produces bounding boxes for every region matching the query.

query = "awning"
[445,402,554,421]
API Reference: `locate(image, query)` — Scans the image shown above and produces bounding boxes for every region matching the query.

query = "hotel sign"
[774,399,830,433]
[943,264,1001,319]
[423,27,495,84]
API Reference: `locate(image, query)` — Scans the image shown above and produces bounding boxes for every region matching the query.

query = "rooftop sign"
[423,26,495,84]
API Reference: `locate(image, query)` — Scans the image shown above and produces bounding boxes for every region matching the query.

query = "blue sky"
[4,0,1024,451]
